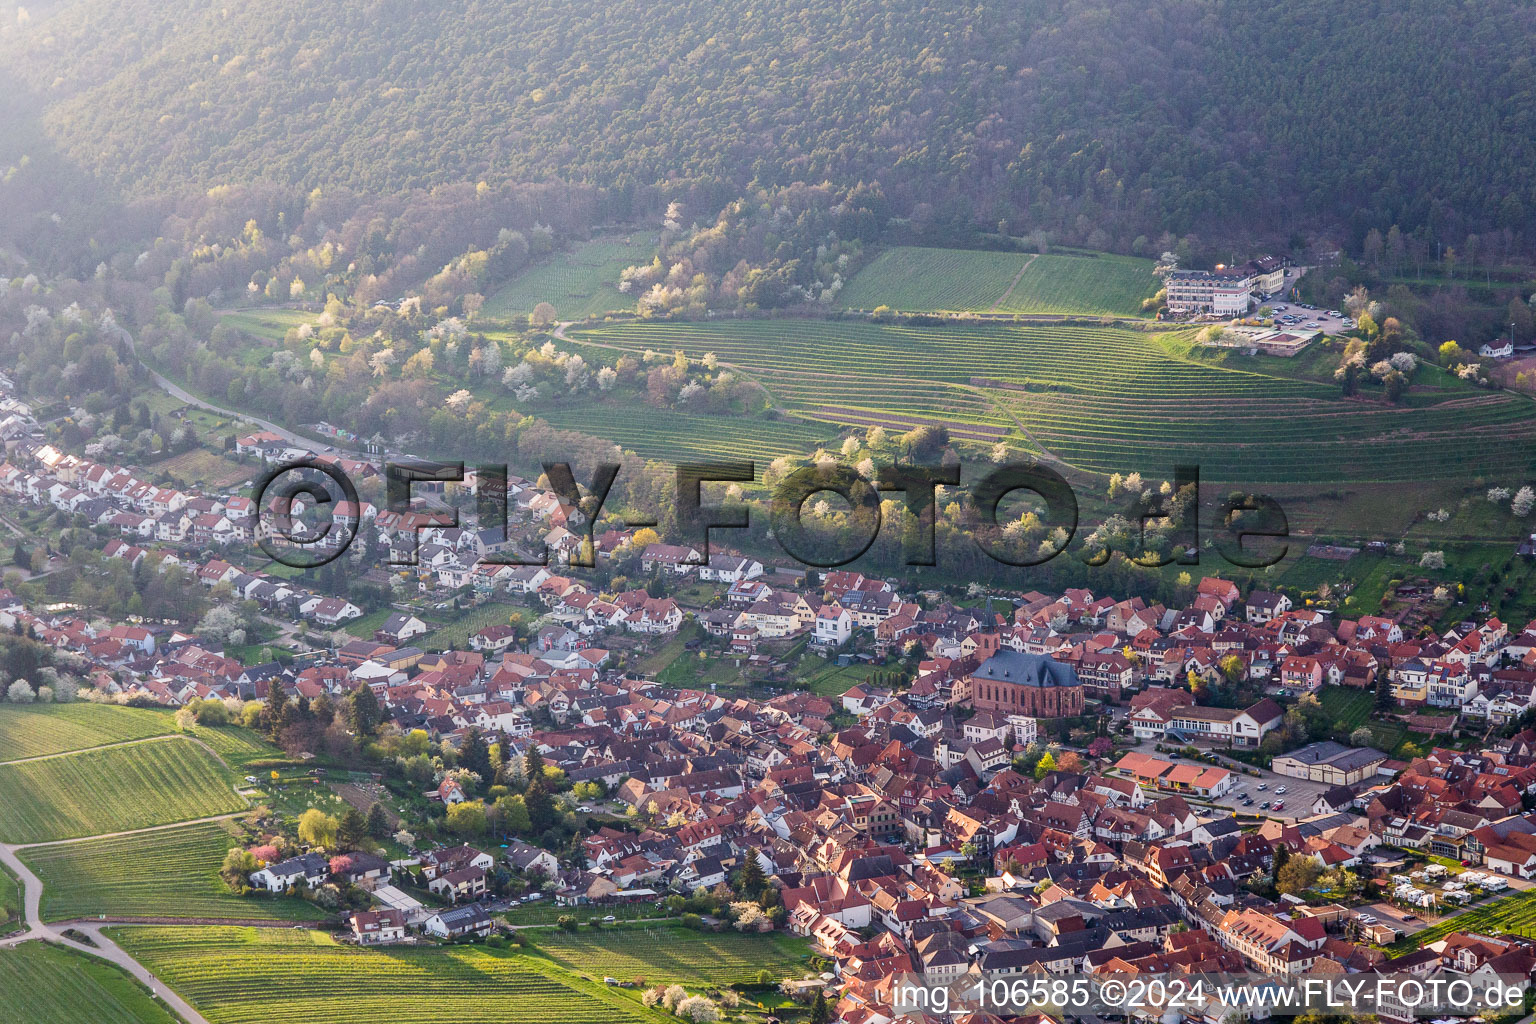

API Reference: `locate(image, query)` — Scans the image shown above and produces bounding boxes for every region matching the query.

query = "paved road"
[126,337,309,450]
[0,777,250,1024]
[0,841,211,1023]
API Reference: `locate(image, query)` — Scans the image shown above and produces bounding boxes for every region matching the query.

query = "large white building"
[1164,268,1254,315]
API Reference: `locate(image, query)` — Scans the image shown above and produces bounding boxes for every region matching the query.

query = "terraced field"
[0,737,245,843]
[534,923,812,986]
[111,926,664,1024]
[1,942,177,1024]
[482,235,657,320]
[562,319,1536,489]
[22,820,321,922]
[837,246,1029,311]
[0,703,176,761]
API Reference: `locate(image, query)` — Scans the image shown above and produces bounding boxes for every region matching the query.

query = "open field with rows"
[837,246,1030,311]
[837,247,1157,315]
[111,926,666,1024]
[194,724,290,771]
[561,320,1536,492]
[533,923,813,986]
[993,252,1160,316]
[1,859,20,935]
[483,235,657,320]
[537,402,836,466]
[418,601,523,652]
[0,737,245,843]
[0,703,176,761]
[1386,889,1536,954]
[1,941,177,1024]
[1312,685,1411,751]
[1315,686,1374,729]
[22,820,321,923]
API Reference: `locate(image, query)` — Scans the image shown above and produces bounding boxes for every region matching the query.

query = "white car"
[1305,321,1321,329]
[603,915,617,922]
[1275,786,1287,794]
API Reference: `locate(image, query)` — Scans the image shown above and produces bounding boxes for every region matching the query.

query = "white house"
[250,853,328,892]
[814,604,853,647]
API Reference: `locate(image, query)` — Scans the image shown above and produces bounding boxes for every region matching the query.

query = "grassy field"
[482,235,658,320]
[22,820,321,923]
[1386,889,1536,954]
[343,606,394,638]
[147,448,252,489]
[836,247,1156,316]
[993,252,1160,316]
[111,926,668,1024]
[194,724,290,771]
[1,941,178,1024]
[0,703,177,761]
[837,246,1030,311]
[532,923,813,987]
[536,401,835,465]
[503,901,670,927]
[0,858,20,935]
[1313,685,1409,751]
[1315,686,1374,728]
[418,601,523,651]
[219,307,316,344]
[0,737,246,844]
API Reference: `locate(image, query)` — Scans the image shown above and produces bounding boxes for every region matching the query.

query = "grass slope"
[993,252,1159,316]
[0,703,176,761]
[0,737,245,843]
[192,725,290,772]
[482,236,657,320]
[0,859,20,935]
[111,926,665,1024]
[533,923,813,986]
[837,248,1156,315]
[837,246,1028,311]
[22,820,321,923]
[1,942,177,1024]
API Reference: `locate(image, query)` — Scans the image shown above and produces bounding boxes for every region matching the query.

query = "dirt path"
[989,253,1038,311]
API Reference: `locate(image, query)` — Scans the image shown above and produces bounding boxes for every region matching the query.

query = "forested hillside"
[2,0,1535,257]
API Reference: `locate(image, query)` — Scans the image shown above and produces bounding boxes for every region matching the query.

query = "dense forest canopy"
[1,0,1535,261]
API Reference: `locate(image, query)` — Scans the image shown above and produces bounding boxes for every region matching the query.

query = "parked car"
[1275,786,1287,794]
[1258,783,1268,791]
[1273,801,1285,811]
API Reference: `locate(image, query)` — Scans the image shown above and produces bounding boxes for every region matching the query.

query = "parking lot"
[1207,769,1336,821]
[1267,301,1353,336]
